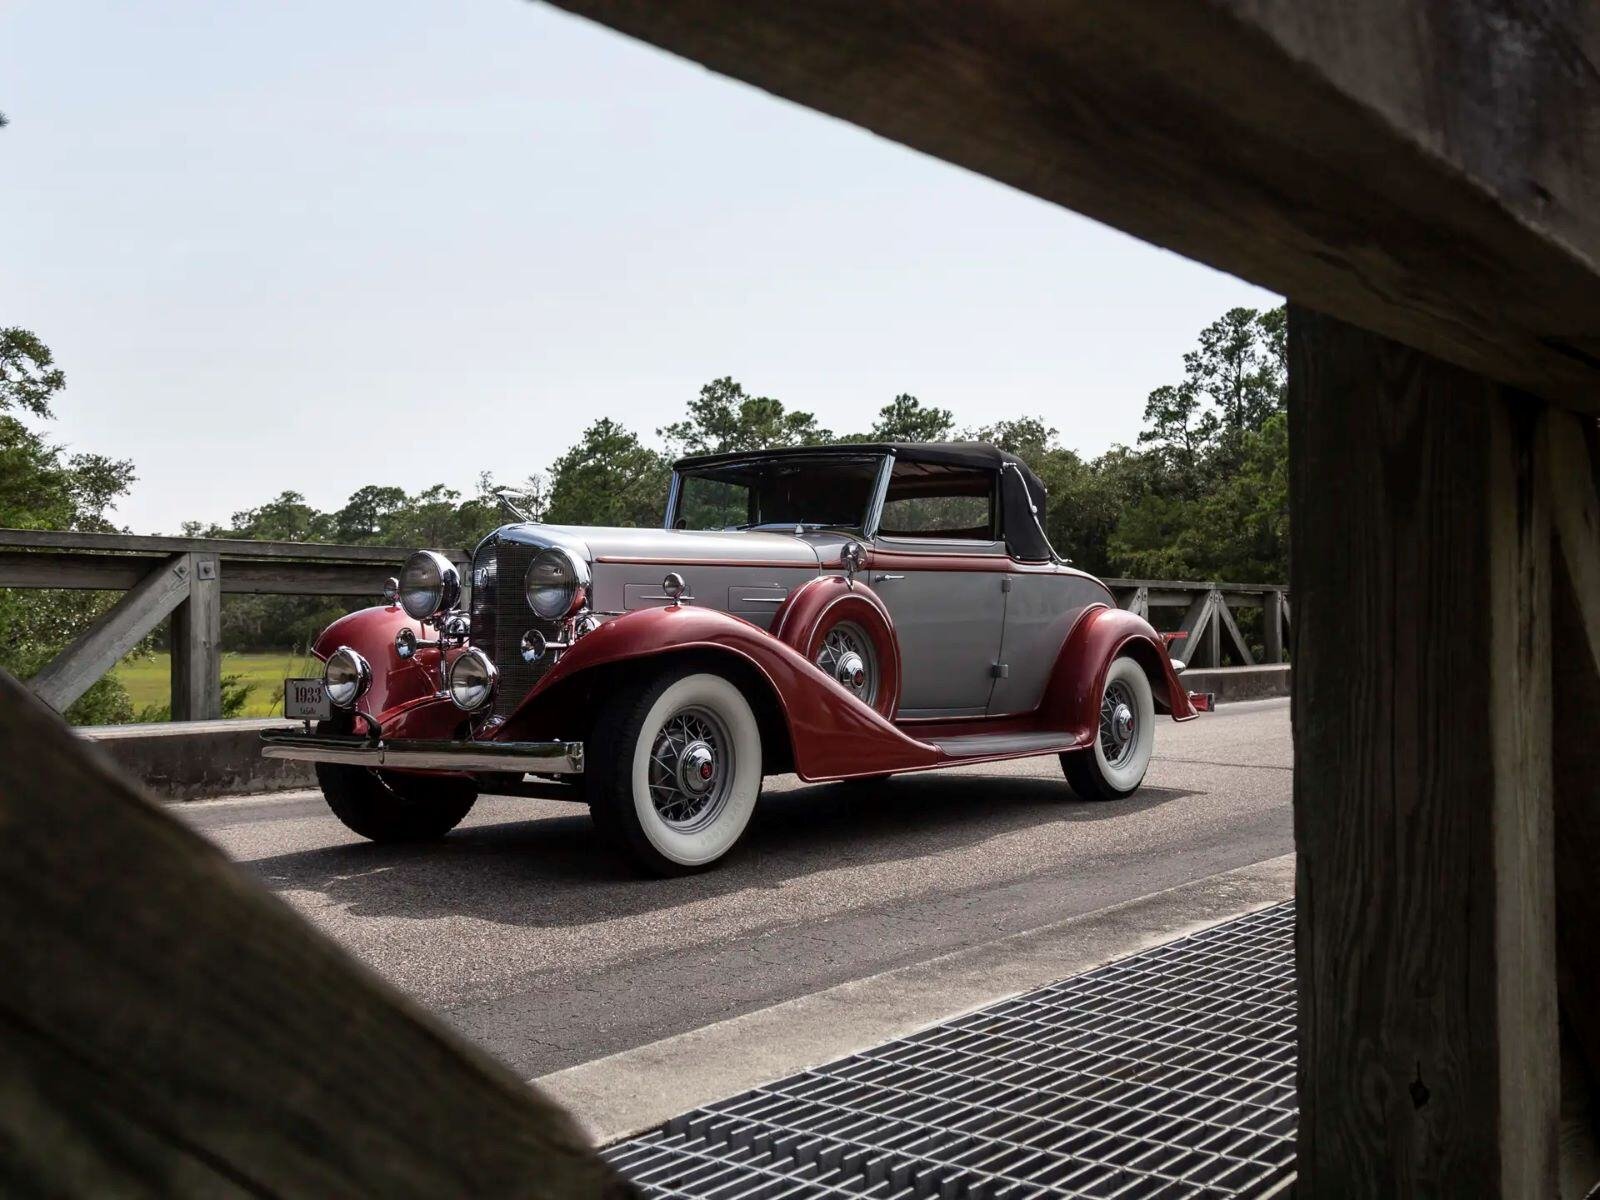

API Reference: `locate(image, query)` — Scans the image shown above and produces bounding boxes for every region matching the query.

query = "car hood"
[498,523,826,567]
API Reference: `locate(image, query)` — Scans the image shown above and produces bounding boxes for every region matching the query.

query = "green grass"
[113,651,320,719]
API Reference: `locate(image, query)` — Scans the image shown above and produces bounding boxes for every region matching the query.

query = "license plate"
[284,678,330,721]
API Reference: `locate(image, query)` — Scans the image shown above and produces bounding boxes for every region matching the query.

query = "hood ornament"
[841,541,866,590]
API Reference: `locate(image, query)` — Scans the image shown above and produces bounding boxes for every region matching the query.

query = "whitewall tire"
[1060,655,1155,801]
[589,666,763,874]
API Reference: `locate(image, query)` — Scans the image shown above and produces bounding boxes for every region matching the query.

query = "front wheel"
[316,763,478,842]
[588,666,763,875]
[1060,655,1156,801]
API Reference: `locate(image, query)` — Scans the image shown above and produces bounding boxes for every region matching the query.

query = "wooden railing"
[0,528,1286,720]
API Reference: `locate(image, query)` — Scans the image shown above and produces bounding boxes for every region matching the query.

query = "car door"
[869,462,1007,716]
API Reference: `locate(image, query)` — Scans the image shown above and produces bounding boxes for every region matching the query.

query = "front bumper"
[260,728,584,775]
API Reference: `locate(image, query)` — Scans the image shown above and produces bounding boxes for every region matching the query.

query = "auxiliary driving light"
[448,647,497,711]
[323,646,371,708]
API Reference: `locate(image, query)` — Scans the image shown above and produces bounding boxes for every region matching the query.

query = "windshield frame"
[664,451,893,534]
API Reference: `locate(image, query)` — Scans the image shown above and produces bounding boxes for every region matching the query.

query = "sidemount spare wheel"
[1061,654,1156,802]
[782,587,900,720]
[587,663,764,876]
[316,762,479,842]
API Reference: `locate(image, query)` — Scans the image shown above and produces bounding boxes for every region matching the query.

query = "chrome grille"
[607,902,1297,1199]
[470,537,563,721]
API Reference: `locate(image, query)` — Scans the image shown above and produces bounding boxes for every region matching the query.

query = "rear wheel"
[316,763,478,842]
[1061,655,1155,801]
[588,666,763,875]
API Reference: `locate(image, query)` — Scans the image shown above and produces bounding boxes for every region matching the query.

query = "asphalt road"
[178,696,1292,1080]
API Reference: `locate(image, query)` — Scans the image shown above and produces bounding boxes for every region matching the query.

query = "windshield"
[670,454,886,532]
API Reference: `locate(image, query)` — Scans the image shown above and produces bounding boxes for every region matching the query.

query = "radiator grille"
[470,537,563,721]
[607,902,1297,1199]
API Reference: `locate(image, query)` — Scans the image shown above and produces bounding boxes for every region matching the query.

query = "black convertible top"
[673,442,1057,561]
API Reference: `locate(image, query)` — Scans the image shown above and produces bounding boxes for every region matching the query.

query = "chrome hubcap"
[648,707,732,832]
[1100,682,1138,768]
[817,622,878,706]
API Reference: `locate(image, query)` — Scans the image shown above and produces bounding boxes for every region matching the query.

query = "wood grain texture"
[0,527,466,564]
[1214,595,1257,666]
[1264,590,1285,663]
[1289,306,1558,1196]
[170,553,222,721]
[25,555,193,713]
[0,669,629,1198]
[541,0,1600,407]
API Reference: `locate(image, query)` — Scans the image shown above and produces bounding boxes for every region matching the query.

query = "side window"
[877,463,996,540]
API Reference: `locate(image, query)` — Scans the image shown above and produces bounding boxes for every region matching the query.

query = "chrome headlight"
[323,646,371,708]
[524,547,589,620]
[399,550,461,620]
[448,647,497,711]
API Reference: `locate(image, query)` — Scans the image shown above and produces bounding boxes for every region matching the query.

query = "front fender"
[1039,605,1198,742]
[497,605,943,781]
[312,605,450,728]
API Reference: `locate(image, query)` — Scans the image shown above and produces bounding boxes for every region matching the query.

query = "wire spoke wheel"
[815,620,879,707]
[646,704,734,834]
[1098,679,1140,769]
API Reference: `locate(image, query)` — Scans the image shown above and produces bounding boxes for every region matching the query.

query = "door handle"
[874,573,906,583]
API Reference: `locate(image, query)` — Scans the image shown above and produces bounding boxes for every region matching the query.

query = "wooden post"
[1289,306,1558,1196]
[1214,594,1256,666]
[170,552,221,721]
[1264,589,1284,663]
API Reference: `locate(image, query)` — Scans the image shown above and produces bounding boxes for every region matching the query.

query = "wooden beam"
[1289,306,1558,1195]
[25,556,193,714]
[1115,585,1148,618]
[0,671,625,1196]
[1549,411,1600,670]
[1264,590,1285,663]
[0,527,466,565]
[1214,594,1257,666]
[1174,590,1217,668]
[544,0,1600,408]
[171,553,221,721]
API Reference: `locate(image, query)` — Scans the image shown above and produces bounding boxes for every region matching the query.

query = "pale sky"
[3,0,1277,535]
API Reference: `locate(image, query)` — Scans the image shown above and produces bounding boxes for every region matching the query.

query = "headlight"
[323,646,371,708]
[398,550,461,620]
[524,547,589,620]
[448,647,497,711]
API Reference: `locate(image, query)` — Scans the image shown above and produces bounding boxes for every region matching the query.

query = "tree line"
[1,306,1287,722]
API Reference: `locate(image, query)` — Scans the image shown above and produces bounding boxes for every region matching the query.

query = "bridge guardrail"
[0,528,1285,722]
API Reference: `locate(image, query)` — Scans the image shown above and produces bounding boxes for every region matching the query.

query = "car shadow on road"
[239,772,1197,929]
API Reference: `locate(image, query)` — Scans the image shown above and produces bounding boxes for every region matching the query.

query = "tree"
[869,394,954,442]
[658,377,832,456]
[545,418,671,527]
[0,328,140,724]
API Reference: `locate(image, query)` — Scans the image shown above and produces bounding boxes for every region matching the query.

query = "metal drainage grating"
[606,902,1296,1200]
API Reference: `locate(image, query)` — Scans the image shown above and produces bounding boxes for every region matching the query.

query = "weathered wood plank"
[1549,411,1600,671]
[1174,590,1216,668]
[25,556,193,714]
[0,669,627,1197]
[0,527,465,564]
[1289,306,1558,1196]
[1115,586,1149,618]
[1214,594,1257,666]
[544,0,1600,407]
[171,553,222,721]
[1264,590,1285,663]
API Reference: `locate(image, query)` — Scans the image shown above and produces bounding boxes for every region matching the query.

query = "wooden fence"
[0,527,1285,721]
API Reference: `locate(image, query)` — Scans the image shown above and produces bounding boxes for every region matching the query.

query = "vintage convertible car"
[262,442,1209,874]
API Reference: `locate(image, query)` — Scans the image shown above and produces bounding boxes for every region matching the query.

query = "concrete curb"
[81,718,314,801]
[534,853,1297,1145]
[1182,663,1291,702]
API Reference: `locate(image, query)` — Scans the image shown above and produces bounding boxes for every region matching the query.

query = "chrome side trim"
[260,729,584,774]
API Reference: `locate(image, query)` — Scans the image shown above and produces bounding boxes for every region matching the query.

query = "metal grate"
[607,902,1297,1199]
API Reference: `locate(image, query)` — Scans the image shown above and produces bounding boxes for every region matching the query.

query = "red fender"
[497,605,943,781]
[1039,605,1198,744]
[771,576,901,719]
[311,604,459,729]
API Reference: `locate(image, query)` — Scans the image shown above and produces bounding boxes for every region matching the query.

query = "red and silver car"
[263,443,1208,874]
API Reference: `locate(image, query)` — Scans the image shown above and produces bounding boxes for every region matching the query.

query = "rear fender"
[497,605,942,781]
[1039,605,1198,744]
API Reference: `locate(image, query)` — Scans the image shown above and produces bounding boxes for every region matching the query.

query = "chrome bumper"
[260,728,584,775]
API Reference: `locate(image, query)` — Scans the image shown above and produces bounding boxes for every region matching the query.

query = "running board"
[926,732,1079,759]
